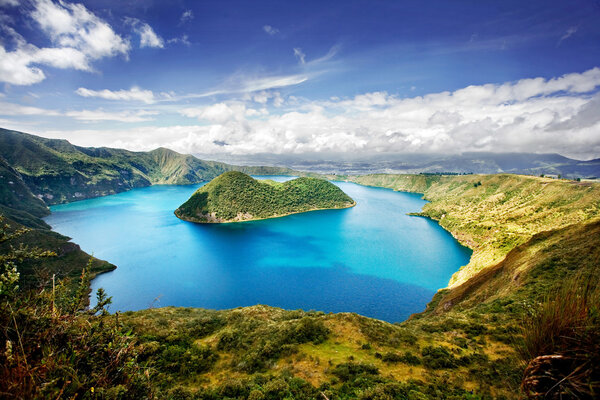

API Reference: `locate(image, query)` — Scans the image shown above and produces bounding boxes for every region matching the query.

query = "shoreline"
[174,201,357,224]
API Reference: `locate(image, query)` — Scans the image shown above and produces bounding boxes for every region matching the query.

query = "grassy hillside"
[0,128,297,208]
[115,201,600,399]
[347,173,600,287]
[0,214,114,290]
[175,171,355,223]
[0,156,50,229]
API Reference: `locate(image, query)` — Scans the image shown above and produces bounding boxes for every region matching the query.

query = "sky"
[1,0,600,160]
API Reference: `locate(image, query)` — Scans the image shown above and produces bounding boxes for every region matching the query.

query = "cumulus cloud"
[75,86,155,103]
[22,68,600,160]
[0,0,130,85]
[263,25,279,35]
[127,18,164,48]
[180,102,247,124]
[251,91,284,106]
[165,68,600,159]
[32,0,130,58]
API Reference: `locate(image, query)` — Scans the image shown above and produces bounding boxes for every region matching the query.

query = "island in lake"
[174,171,355,223]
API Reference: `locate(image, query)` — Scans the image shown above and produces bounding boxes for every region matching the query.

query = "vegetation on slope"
[175,171,355,223]
[0,128,297,228]
[2,156,600,398]
[0,224,149,398]
[0,215,114,291]
[347,173,600,287]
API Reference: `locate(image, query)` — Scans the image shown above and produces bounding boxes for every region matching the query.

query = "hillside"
[347,173,600,287]
[175,171,355,223]
[0,128,297,229]
[122,176,599,398]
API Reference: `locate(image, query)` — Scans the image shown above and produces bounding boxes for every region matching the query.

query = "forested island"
[175,171,355,223]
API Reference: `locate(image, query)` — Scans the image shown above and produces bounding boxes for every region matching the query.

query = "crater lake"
[44,178,471,322]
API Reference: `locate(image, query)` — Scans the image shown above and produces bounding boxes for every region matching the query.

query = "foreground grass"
[3,173,600,398]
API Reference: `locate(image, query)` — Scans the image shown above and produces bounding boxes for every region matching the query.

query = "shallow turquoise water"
[45,177,471,322]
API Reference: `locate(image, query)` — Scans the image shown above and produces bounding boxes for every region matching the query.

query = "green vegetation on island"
[0,128,298,229]
[175,171,355,223]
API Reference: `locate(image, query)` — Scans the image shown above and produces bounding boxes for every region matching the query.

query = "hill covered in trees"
[0,128,297,229]
[175,171,355,223]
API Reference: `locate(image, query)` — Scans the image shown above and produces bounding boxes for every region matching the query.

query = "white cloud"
[76,86,156,103]
[177,74,308,99]
[127,18,164,48]
[0,101,61,116]
[293,47,306,64]
[0,99,156,123]
[263,25,279,35]
[22,68,600,160]
[65,109,157,122]
[251,91,285,107]
[180,10,194,24]
[0,0,19,6]
[167,34,191,46]
[180,102,248,124]
[32,0,130,59]
[241,74,308,92]
[0,0,129,85]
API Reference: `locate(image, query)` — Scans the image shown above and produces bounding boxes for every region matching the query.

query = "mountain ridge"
[0,128,298,229]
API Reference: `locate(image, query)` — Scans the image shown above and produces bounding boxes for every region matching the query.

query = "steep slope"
[348,173,600,287]
[0,214,114,290]
[0,128,298,210]
[175,171,355,223]
[0,156,50,229]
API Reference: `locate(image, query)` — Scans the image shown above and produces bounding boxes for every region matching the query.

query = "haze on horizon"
[1,0,600,160]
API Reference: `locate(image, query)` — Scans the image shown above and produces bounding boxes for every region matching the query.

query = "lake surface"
[45,177,471,322]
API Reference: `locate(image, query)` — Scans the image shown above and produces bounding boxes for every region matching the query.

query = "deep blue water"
[45,177,471,322]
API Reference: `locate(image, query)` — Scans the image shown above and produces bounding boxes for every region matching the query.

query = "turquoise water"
[45,177,471,322]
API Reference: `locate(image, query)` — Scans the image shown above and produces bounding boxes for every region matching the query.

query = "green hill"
[175,171,355,223]
[347,173,600,287]
[0,128,298,229]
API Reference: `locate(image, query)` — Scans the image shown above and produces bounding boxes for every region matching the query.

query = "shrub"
[421,346,458,369]
[332,362,380,381]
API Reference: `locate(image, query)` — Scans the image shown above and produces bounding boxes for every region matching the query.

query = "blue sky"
[1,0,600,159]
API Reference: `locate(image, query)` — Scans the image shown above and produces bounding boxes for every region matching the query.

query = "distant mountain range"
[198,152,600,178]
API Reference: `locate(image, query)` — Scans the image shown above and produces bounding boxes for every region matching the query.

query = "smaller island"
[174,171,355,223]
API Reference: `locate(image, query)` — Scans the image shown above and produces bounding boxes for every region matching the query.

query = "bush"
[332,362,380,381]
[421,346,458,369]
[382,351,421,365]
